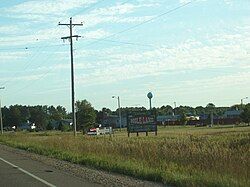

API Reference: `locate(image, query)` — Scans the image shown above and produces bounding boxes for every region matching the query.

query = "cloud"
[73,25,250,86]
[0,0,158,49]
[4,23,249,88]
[0,51,29,62]
[0,25,22,35]
[0,73,49,82]
[5,0,97,15]
[74,1,158,28]
[84,29,110,39]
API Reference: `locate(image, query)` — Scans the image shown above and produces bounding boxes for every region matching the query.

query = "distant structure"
[147,92,153,110]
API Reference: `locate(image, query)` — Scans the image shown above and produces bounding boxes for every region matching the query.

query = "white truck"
[87,127,113,136]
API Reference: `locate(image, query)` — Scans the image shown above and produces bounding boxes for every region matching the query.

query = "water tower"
[147,92,153,110]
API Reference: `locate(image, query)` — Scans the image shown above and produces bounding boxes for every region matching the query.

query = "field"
[0,125,249,187]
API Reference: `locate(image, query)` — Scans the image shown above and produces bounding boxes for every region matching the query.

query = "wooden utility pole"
[59,18,83,137]
[0,87,5,135]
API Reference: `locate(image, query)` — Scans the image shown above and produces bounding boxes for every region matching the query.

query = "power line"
[0,42,67,87]
[0,44,68,51]
[86,37,156,48]
[1,0,113,81]
[70,0,106,18]
[71,0,132,17]
[6,44,65,96]
[107,2,193,38]
[0,0,106,90]
[81,1,194,48]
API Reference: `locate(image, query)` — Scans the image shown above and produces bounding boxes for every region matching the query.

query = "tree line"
[2,100,250,131]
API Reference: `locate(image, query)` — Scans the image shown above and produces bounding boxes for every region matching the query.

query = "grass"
[0,125,249,187]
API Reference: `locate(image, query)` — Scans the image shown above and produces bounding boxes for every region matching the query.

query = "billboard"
[127,115,157,136]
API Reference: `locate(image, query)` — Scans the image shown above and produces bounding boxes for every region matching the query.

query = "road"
[0,147,102,187]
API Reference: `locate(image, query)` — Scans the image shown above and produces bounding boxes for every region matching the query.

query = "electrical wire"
[5,0,134,93]
[0,0,108,99]
[7,44,66,97]
[3,0,195,102]
[86,37,156,48]
[0,44,68,51]
[71,0,133,18]
[81,1,194,48]
[1,0,111,86]
[70,0,106,18]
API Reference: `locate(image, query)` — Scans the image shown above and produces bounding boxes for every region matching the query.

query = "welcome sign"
[127,115,157,136]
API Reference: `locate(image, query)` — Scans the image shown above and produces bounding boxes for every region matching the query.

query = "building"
[50,119,72,130]
[19,121,36,131]
[223,110,242,119]
[157,115,180,125]
[102,114,127,128]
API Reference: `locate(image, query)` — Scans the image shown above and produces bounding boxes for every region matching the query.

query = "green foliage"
[29,106,48,130]
[76,100,96,131]
[2,105,68,130]
[206,103,215,111]
[47,105,67,121]
[240,104,250,124]
[58,123,72,132]
[95,107,112,124]
[159,105,173,115]
[180,113,187,125]
[46,122,53,130]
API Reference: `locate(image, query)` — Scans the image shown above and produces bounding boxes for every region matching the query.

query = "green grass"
[0,125,249,187]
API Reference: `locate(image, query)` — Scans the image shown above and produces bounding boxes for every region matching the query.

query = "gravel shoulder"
[0,144,166,187]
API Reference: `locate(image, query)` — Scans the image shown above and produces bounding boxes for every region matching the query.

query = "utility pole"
[59,18,83,137]
[118,96,122,130]
[241,97,248,108]
[112,96,122,130]
[173,102,176,116]
[0,99,3,135]
[0,87,5,135]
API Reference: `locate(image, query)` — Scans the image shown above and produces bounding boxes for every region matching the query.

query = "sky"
[0,0,250,111]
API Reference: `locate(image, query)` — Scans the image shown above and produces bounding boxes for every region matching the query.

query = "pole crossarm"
[61,35,81,40]
[59,23,83,26]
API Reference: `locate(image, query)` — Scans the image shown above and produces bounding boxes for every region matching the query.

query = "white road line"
[0,157,56,187]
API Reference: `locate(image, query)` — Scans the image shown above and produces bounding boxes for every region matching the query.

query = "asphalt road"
[0,148,103,187]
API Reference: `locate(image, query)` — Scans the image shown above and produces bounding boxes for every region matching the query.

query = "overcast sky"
[0,0,249,111]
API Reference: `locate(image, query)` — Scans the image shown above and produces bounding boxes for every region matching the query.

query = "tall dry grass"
[0,126,249,187]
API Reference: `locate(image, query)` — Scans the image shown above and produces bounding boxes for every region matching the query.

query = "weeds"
[0,126,249,187]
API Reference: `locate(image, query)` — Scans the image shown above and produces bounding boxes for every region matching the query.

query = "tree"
[206,103,215,127]
[175,106,190,116]
[46,121,53,130]
[240,103,250,125]
[180,112,188,125]
[47,105,65,121]
[195,106,205,116]
[29,106,48,130]
[76,100,96,132]
[56,105,67,118]
[159,105,173,115]
[9,105,22,127]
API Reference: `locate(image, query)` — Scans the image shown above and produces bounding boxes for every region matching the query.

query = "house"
[102,114,127,128]
[19,121,36,131]
[49,119,72,130]
[223,110,242,119]
[186,114,200,121]
[157,115,180,125]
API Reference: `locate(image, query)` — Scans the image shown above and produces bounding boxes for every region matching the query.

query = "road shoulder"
[0,144,165,187]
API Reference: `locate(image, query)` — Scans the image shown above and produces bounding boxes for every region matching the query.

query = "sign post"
[127,115,157,137]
